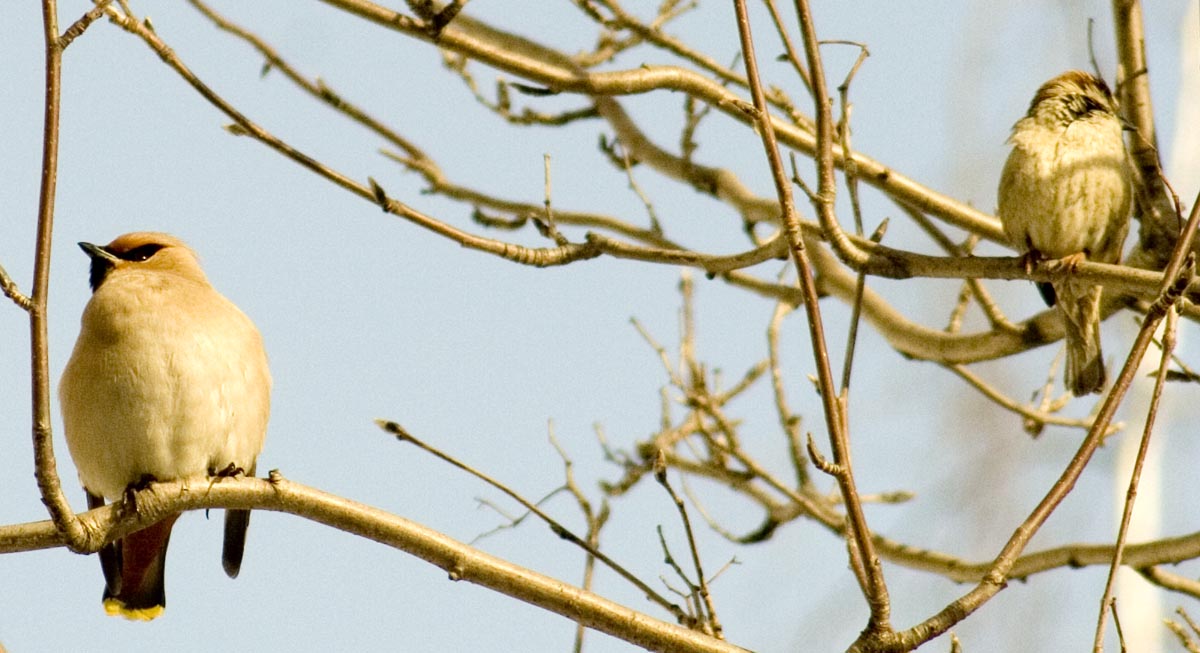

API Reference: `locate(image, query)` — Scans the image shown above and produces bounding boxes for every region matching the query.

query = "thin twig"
[680,481,750,544]
[375,419,690,624]
[766,297,809,487]
[548,425,611,653]
[631,316,687,389]
[946,280,972,334]
[108,5,601,268]
[1110,598,1126,653]
[0,262,32,311]
[58,0,113,49]
[538,154,570,246]
[1137,566,1200,600]
[947,364,1118,435]
[840,218,886,394]
[901,205,1022,334]
[1093,305,1179,651]
[617,142,664,233]
[655,524,698,614]
[760,0,813,95]
[739,0,890,632]
[470,488,568,544]
[653,451,723,638]
[1180,607,1200,639]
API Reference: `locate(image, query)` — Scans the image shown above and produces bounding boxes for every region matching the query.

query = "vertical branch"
[787,0,892,635]
[33,0,85,548]
[1111,0,1177,268]
[834,48,872,396]
[761,0,813,96]
[729,0,891,635]
[766,299,810,488]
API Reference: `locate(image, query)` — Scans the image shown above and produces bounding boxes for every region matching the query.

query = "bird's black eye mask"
[87,243,166,291]
[116,243,165,262]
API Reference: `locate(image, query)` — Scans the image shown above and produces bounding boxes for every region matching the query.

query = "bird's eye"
[1066,94,1108,119]
[118,244,165,262]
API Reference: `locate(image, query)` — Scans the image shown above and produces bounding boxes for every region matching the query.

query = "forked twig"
[376,419,691,625]
[653,451,723,638]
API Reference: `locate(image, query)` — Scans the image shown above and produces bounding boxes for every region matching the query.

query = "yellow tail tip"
[103,598,164,621]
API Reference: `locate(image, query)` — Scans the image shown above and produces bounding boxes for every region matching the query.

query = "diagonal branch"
[733,0,891,635]
[315,0,999,241]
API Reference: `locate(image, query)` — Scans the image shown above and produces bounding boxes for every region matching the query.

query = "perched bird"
[59,232,271,620]
[997,70,1132,395]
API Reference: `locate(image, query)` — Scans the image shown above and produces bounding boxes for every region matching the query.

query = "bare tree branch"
[0,474,744,653]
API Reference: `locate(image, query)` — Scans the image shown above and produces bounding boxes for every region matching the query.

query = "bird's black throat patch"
[88,255,115,292]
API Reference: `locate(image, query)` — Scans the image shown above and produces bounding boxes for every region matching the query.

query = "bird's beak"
[80,241,120,292]
[78,241,119,264]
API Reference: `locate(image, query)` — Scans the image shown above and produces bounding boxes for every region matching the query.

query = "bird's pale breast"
[998,116,1130,263]
[60,271,270,499]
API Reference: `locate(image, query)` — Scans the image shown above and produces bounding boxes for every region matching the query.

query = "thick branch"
[0,475,745,653]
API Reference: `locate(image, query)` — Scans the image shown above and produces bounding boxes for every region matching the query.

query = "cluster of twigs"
[4,1,1199,652]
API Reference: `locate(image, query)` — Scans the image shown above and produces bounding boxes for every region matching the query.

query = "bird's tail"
[102,513,179,621]
[1058,282,1106,395]
[222,509,251,578]
[221,462,256,579]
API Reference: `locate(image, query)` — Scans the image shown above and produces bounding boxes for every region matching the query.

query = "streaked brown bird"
[997,70,1132,395]
[59,232,271,620]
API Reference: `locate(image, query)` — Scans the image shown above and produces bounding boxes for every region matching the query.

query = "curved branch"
[0,475,745,653]
[103,6,603,268]
[178,1,1199,374]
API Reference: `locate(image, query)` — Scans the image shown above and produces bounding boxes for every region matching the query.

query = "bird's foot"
[121,474,158,513]
[204,464,248,517]
[1054,252,1088,274]
[1019,249,1048,277]
[205,463,248,500]
[209,462,246,480]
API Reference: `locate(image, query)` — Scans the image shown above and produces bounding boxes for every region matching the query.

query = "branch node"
[805,433,842,476]
[0,261,33,311]
[368,176,391,212]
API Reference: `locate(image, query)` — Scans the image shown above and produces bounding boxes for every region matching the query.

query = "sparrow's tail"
[1058,282,1106,396]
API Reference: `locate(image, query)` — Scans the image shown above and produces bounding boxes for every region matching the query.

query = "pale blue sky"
[1,2,1195,651]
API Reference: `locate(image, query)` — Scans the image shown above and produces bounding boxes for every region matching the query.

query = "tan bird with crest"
[59,232,271,620]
